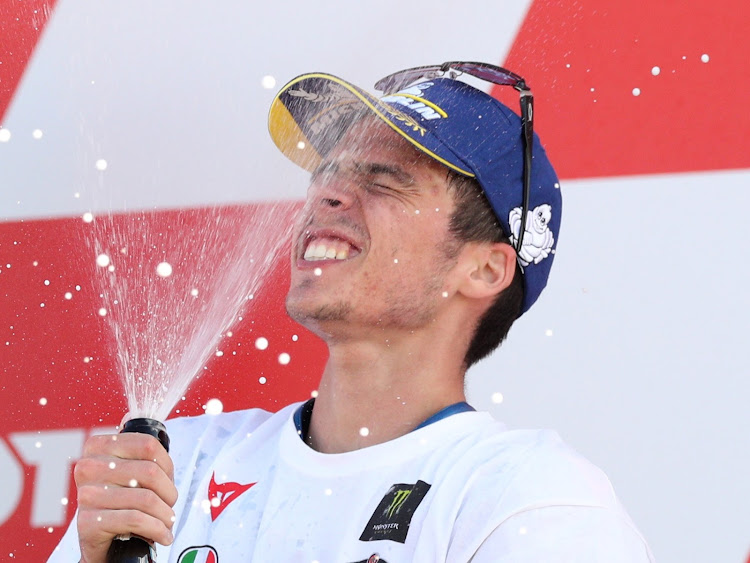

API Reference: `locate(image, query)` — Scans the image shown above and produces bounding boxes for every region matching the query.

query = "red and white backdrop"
[1,1,748,561]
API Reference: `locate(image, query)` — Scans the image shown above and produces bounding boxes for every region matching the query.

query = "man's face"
[286,117,463,338]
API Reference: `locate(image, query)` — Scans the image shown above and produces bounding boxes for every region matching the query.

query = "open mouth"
[301,234,362,263]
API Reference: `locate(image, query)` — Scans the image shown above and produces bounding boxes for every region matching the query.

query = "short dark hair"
[446,172,524,369]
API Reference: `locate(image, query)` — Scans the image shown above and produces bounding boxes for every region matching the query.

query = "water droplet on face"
[95,159,108,171]
[109,461,116,469]
[205,398,223,415]
[393,259,398,264]
[442,291,448,298]
[129,479,138,488]
[359,427,370,437]
[261,75,277,89]
[701,53,710,63]
[491,392,504,404]
[255,337,269,350]
[314,267,322,276]
[651,66,661,76]
[632,88,641,96]
[278,353,290,365]
[156,262,173,277]
[311,389,319,398]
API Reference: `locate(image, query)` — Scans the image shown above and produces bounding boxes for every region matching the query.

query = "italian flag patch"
[177,545,219,563]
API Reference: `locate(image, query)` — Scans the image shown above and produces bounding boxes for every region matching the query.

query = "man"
[50,63,653,562]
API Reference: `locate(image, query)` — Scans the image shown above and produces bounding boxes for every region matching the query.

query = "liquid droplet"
[156,262,173,277]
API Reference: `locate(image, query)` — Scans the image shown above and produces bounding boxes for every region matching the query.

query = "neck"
[306,326,469,453]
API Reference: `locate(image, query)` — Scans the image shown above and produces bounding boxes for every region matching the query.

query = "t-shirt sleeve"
[46,510,80,561]
[469,505,654,562]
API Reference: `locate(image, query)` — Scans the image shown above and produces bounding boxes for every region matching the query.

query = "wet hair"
[446,172,524,369]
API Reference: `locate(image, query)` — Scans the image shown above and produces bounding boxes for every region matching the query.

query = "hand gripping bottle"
[106,418,170,563]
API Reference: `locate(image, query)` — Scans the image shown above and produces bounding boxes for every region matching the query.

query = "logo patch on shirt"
[208,472,256,521]
[359,480,431,544]
[177,545,219,563]
[348,555,388,563]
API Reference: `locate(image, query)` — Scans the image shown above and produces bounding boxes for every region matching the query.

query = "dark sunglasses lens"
[451,62,520,86]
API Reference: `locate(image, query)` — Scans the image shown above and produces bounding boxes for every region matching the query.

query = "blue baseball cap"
[268,72,561,315]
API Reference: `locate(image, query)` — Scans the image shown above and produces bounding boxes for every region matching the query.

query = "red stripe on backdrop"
[495,0,749,179]
[0,0,58,122]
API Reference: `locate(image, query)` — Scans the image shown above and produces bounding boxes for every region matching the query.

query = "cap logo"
[380,82,446,121]
[287,88,343,104]
[509,204,555,268]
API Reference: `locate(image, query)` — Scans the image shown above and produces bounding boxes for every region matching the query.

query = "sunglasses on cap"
[375,61,534,253]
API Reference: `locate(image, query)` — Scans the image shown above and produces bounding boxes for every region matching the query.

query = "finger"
[75,456,178,508]
[82,433,174,480]
[78,483,176,531]
[78,506,174,548]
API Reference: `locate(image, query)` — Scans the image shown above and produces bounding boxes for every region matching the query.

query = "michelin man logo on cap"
[509,205,555,268]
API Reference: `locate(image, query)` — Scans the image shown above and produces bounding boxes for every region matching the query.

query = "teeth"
[313,245,327,259]
[303,239,352,261]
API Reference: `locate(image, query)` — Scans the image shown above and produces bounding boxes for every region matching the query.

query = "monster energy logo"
[385,489,412,519]
[360,480,432,544]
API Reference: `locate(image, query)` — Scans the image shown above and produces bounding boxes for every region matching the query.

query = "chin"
[285,294,352,325]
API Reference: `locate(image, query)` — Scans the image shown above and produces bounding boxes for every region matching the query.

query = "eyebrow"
[312,161,415,186]
[353,162,414,186]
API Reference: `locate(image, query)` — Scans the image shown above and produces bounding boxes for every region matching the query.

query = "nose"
[306,171,357,211]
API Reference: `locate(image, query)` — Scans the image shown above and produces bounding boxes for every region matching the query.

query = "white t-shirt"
[49,403,653,562]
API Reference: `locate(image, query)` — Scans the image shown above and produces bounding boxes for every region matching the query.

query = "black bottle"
[106,418,170,563]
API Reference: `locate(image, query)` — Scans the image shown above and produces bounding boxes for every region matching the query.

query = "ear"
[455,242,517,300]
